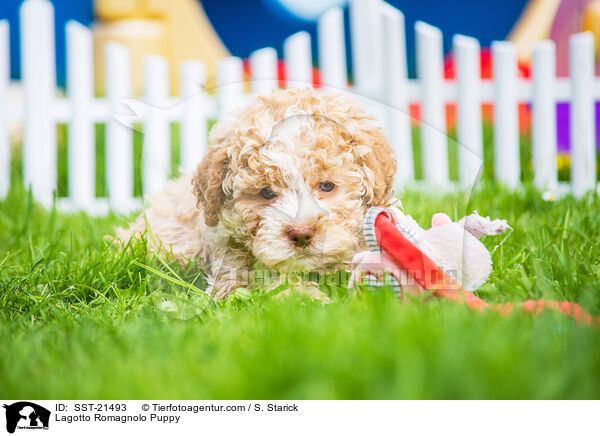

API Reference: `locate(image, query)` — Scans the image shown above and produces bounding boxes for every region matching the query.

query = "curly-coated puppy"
[119,88,396,298]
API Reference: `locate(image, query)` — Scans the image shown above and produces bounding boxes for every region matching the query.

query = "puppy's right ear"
[192,144,229,227]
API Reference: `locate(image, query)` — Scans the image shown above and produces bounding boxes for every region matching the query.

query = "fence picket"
[381,3,413,187]
[350,0,383,97]
[5,0,600,213]
[284,31,312,89]
[531,40,558,191]
[0,20,9,198]
[570,32,596,197]
[180,60,207,172]
[217,57,244,119]
[143,55,170,196]
[454,34,483,187]
[492,41,520,189]
[21,0,56,208]
[318,7,347,90]
[250,47,278,94]
[66,20,94,210]
[416,21,448,184]
[105,41,133,212]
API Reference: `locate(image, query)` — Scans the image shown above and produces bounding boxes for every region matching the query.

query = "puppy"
[119,88,396,298]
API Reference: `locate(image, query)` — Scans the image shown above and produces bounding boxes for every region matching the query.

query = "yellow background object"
[93,0,229,95]
[507,0,562,62]
[582,1,600,56]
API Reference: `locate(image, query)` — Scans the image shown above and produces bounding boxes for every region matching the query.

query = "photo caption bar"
[1,400,597,435]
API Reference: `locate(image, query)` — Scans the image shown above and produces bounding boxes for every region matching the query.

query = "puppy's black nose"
[287,226,314,248]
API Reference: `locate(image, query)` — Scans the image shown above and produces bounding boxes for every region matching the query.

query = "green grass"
[1,124,600,399]
[2,180,600,399]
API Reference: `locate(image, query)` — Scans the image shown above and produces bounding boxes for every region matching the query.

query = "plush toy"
[349,207,510,295]
[350,207,600,327]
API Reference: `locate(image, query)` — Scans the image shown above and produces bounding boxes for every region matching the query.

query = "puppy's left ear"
[353,124,397,206]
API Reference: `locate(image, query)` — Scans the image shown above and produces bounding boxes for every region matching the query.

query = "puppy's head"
[193,88,396,272]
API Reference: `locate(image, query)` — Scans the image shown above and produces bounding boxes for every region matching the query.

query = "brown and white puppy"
[119,87,396,298]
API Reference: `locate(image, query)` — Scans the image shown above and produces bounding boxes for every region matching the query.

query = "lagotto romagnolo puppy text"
[118,88,396,298]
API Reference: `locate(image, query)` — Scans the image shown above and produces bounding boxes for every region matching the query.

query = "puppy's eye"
[318,181,335,192]
[260,187,277,200]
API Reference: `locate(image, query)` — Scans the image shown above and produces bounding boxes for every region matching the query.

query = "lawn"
[1,180,600,399]
[1,126,600,399]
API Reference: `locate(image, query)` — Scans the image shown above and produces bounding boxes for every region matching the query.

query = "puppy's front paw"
[275,285,330,302]
[272,275,330,302]
[207,279,244,300]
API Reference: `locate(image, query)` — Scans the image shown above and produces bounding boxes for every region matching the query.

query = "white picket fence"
[0,0,598,214]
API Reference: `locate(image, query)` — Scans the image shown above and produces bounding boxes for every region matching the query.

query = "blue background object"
[1,0,94,86]
[1,0,527,85]
[203,0,527,77]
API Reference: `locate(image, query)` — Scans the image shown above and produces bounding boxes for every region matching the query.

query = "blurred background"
[3,0,600,207]
[2,0,594,89]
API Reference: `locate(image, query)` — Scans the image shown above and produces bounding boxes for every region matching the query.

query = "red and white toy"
[350,207,509,294]
[351,207,600,327]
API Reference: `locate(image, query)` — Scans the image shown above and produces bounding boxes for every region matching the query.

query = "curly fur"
[118,88,397,298]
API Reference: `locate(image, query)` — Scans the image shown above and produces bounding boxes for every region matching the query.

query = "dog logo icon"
[3,402,50,433]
